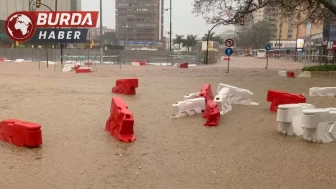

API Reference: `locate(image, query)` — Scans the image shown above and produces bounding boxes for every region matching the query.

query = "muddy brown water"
[0,58,336,189]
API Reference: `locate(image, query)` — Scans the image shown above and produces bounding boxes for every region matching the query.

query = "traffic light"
[240,16,244,25]
[36,0,41,8]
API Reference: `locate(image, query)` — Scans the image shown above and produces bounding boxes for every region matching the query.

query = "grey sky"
[81,0,231,39]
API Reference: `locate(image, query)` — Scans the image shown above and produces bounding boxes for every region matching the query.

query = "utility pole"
[100,0,103,64]
[123,25,128,64]
[307,20,312,65]
[169,0,172,51]
[278,22,283,59]
[236,32,238,57]
[295,26,299,62]
[205,23,221,64]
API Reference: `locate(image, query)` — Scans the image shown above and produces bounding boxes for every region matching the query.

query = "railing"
[0,48,199,65]
[262,54,335,66]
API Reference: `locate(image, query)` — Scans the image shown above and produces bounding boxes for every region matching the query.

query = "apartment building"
[237,6,277,39]
[274,16,323,49]
[115,0,164,49]
[252,8,265,24]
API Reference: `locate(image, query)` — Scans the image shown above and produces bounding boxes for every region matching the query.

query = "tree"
[235,32,252,49]
[213,35,224,45]
[202,32,224,45]
[173,35,184,49]
[236,20,272,49]
[182,34,198,51]
[202,32,216,41]
[192,0,336,25]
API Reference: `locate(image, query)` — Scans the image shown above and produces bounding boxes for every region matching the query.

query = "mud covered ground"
[0,57,335,189]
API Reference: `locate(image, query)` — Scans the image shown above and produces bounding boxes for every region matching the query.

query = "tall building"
[251,6,278,40]
[115,0,164,50]
[252,8,265,24]
[0,0,81,21]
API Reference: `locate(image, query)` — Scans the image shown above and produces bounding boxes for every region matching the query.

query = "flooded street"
[0,57,336,189]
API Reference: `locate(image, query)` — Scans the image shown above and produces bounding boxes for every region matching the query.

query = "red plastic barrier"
[105,97,136,143]
[203,100,220,126]
[133,60,139,62]
[112,78,138,95]
[0,119,42,147]
[0,57,4,62]
[75,68,91,73]
[84,62,92,66]
[198,83,214,102]
[140,62,146,66]
[287,71,295,78]
[74,65,81,70]
[267,90,306,112]
[179,63,188,68]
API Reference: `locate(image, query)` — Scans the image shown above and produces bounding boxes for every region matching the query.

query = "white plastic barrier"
[62,64,73,72]
[172,97,205,117]
[214,87,233,115]
[278,70,288,77]
[184,92,200,100]
[216,83,258,105]
[276,103,315,136]
[301,109,336,143]
[309,87,336,97]
[132,61,140,66]
[15,59,24,62]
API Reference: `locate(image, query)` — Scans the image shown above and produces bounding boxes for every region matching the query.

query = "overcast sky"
[81,0,232,38]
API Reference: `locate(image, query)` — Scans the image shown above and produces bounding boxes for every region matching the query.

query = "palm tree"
[202,32,216,41]
[202,32,224,45]
[182,35,198,51]
[173,35,184,50]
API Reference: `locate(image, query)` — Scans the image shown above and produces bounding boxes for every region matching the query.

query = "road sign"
[225,48,233,56]
[265,45,271,51]
[225,39,234,47]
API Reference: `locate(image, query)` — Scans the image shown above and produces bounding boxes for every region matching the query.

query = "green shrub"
[302,65,336,71]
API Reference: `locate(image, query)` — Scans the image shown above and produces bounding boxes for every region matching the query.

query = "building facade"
[88,27,115,40]
[115,0,164,50]
[235,13,254,33]
[252,8,265,24]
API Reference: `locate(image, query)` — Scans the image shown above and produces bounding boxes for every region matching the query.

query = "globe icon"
[6,12,35,41]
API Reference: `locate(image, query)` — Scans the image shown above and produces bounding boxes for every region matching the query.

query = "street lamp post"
[294,26,299,62]
[100,0,103,65]
[164,0,172,51]
[205,22,221,65]
[169,0,172,51]
[235,31,238,57]
[123,25,128,64]
[278,22,283,59]
[29,0,35,11]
